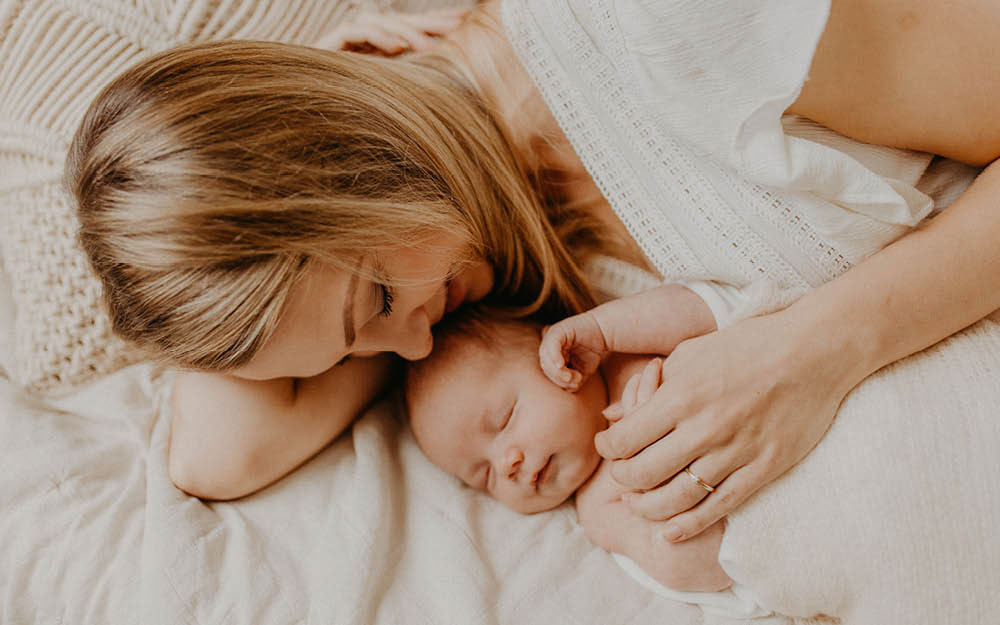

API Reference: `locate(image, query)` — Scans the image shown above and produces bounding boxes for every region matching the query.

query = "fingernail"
[662,525,683,542]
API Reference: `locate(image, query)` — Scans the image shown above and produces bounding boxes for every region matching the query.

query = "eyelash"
[377,283,395,318]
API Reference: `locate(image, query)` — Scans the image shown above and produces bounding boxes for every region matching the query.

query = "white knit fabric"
[502,0,976,330]
[0,0,470,395]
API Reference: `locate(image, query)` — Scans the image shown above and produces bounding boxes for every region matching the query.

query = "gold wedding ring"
[683,466,715,493]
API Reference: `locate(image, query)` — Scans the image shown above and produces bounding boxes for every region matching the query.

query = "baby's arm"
[576,461,731,592]
[169,354,395,500]
[540,283,715,390]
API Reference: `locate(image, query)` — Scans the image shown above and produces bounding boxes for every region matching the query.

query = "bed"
[3,2,998,624]
[0,2,711,624]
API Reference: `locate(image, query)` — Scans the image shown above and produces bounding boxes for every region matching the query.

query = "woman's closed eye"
[376,283,394,317]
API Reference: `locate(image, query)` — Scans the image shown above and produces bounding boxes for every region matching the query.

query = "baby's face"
[407,328,608,514]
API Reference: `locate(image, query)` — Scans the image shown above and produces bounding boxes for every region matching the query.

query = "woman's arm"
[598,161,1000,540]
[168,353,396,500]
[595,0,1000,541]
[789,0,1000,165]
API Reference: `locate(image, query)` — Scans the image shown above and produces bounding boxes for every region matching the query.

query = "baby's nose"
[501,446,524,480]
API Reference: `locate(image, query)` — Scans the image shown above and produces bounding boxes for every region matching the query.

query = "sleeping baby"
[403,283,767,617]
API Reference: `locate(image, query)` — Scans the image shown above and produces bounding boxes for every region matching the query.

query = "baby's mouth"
[532,456,553,491]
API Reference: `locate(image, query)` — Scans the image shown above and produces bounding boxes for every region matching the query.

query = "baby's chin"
[509,493,572,515]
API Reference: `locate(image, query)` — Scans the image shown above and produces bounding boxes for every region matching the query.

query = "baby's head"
[404,311,607,514]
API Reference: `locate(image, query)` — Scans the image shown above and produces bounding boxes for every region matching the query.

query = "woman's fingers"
[602,401,624,422]
[622,451,741,521]
[657,464,762,542]
[320,9,468,54]
[606,424,700,490]
[620,372,641,414]
[381,18,437,51]
[400,8,469,35]
[358,25,410,54]
[635,358,662,405]
[594,386,681,461]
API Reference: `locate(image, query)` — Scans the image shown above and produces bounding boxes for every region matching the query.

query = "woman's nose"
[394,308,434,361]
[501,446,524,481]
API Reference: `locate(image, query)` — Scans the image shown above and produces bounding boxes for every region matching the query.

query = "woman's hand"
[597,306,859,542]
[316,7,469,56]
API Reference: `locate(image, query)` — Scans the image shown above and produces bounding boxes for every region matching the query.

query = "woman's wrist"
[770,291,878,401]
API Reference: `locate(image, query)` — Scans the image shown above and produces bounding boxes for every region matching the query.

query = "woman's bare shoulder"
[790,0,1000,165]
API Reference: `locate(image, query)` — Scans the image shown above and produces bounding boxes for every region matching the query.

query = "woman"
[67,0,1000,541]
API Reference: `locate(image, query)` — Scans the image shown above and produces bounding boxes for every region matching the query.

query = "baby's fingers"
[539,330,580,390]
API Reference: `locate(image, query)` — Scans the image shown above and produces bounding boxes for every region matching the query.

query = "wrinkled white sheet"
[0,264,707,625]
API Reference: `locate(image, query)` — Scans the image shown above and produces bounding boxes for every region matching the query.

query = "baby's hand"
[539,312,611,391]
[316,7,469,56]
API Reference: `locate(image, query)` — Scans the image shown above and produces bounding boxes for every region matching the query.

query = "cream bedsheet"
[0,266,709,625]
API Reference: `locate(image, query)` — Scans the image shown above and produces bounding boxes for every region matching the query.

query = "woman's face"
[231,233,493,380]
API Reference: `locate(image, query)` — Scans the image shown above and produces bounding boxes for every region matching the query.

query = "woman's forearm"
[789,161,1000,390]
[169,353,396,500]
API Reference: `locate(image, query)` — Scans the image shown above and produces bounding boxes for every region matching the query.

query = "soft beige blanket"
[719,311,1000,623]
[0,359,704,625]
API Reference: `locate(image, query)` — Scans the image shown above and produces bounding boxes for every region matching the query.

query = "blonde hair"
[67,37,601,370]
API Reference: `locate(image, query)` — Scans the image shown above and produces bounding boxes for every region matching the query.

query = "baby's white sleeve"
[677,280,807,330]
